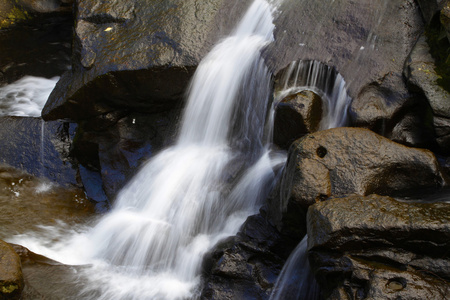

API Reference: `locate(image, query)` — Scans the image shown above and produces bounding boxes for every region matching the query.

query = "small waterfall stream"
[72,0,285,299]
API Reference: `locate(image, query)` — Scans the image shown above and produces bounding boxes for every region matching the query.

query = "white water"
[276,60,351,129]
[10,1,286,299]
[270,235,321,300]
[0,76,58,117]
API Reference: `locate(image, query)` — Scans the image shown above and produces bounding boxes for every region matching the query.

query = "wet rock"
[72,109,179,205]
[201,214,290,300]
[0,117,78,186]
[0,0,72,85]
[0,240,24,299]
[416,0,446,24]
[307,195,450,299]
[42,0,254,121]
[267,127,447,241]
[266,0,423,103]
[404,34,450,153]
[274,90,323,150]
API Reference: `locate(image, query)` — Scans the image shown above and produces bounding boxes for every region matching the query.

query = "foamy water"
[0,76,58,117]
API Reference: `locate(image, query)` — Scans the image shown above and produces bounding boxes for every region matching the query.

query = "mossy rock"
[0,240,24,299]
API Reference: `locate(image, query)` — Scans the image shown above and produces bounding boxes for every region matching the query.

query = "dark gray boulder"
[41,0,253,122]
[267,127,447,241]
[307,195,450,300]
[0,117,78,186]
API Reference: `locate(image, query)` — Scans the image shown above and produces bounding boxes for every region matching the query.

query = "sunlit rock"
[307,195,450,299]
[0,240,23,299]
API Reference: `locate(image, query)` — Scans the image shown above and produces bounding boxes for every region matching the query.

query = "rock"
[0,240,23,299]
[416,0,447,24]
[201,214,288,300]
[404,34,450,153]
[442,2,450,42]
[0,0,72,85]
[307,195,450,299]
[266,0,423,100]
[273,90,323,149]
[72,109,179,205]
[267,127,447,241]
[405,35,450,118]
[41,0,254,122]
[0,117,78,186]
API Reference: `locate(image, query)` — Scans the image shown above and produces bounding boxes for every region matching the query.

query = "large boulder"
[41,0,253,122]
[0,117,78,186]
[267,127,447,241]
[0,0,72,85]
[0,240,23,299]
[307,195,450,299]
[266,0,435,148]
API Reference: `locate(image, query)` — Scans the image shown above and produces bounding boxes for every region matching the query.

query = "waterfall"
[73,1,286,299]
[0,76,58,117]
[275,60,352,129]
[269,235,321,300]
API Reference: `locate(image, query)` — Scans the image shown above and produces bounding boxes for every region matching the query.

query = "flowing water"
[0,76,59,117]
[10,0,287,299]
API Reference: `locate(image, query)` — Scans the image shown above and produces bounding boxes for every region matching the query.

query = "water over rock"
[267,127,447,241]
[41,0,254,122]
[0,240,24,299]
[307,195,450,300]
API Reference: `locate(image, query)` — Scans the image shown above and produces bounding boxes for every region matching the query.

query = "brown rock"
[0,240,23,299]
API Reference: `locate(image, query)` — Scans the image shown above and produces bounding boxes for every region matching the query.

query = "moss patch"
[0,6,30,29]
[426,16,450,93]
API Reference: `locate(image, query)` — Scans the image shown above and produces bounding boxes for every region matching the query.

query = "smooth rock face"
[307,195,450,300]
[42,0,253,121]
[0,240,23,299]
[0,117,78,186]
[274,90,323,150]
[267,127,447,240]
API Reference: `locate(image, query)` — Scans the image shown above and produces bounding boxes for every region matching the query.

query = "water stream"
[11,0,286,299]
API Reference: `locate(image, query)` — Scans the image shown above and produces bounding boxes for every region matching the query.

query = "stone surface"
[0,0,72,85]
[267,127,447,241]
[274,90,323,150]
[0,117,78,186]
[307,195,450,300]
[42,0,253,122]
[416,0,447,24]
[201,214,289,300]
[0,240,23,299]
[72,109,179,205]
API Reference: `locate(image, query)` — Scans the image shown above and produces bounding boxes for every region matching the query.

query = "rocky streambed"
[0,0,449,299]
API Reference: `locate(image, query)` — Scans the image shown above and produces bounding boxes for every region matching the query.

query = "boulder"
[0,240,23,299]
[0,0,72,85]
[0,117,78,186]
[41,0,254,122]
[404,34,450,153]
[71,109,179,206]
[273,90,323,149]
[267,127,447,241]
[201,214,289,300]
[307,195,450,299]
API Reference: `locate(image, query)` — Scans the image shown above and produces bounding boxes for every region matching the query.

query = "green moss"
[426,16,450,93]
[0,6,30,29]
[1,283,19,294]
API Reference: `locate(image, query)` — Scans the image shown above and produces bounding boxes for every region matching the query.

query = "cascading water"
[0,76,59,117]
[62,0,286,299]
[275,60,352,129]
